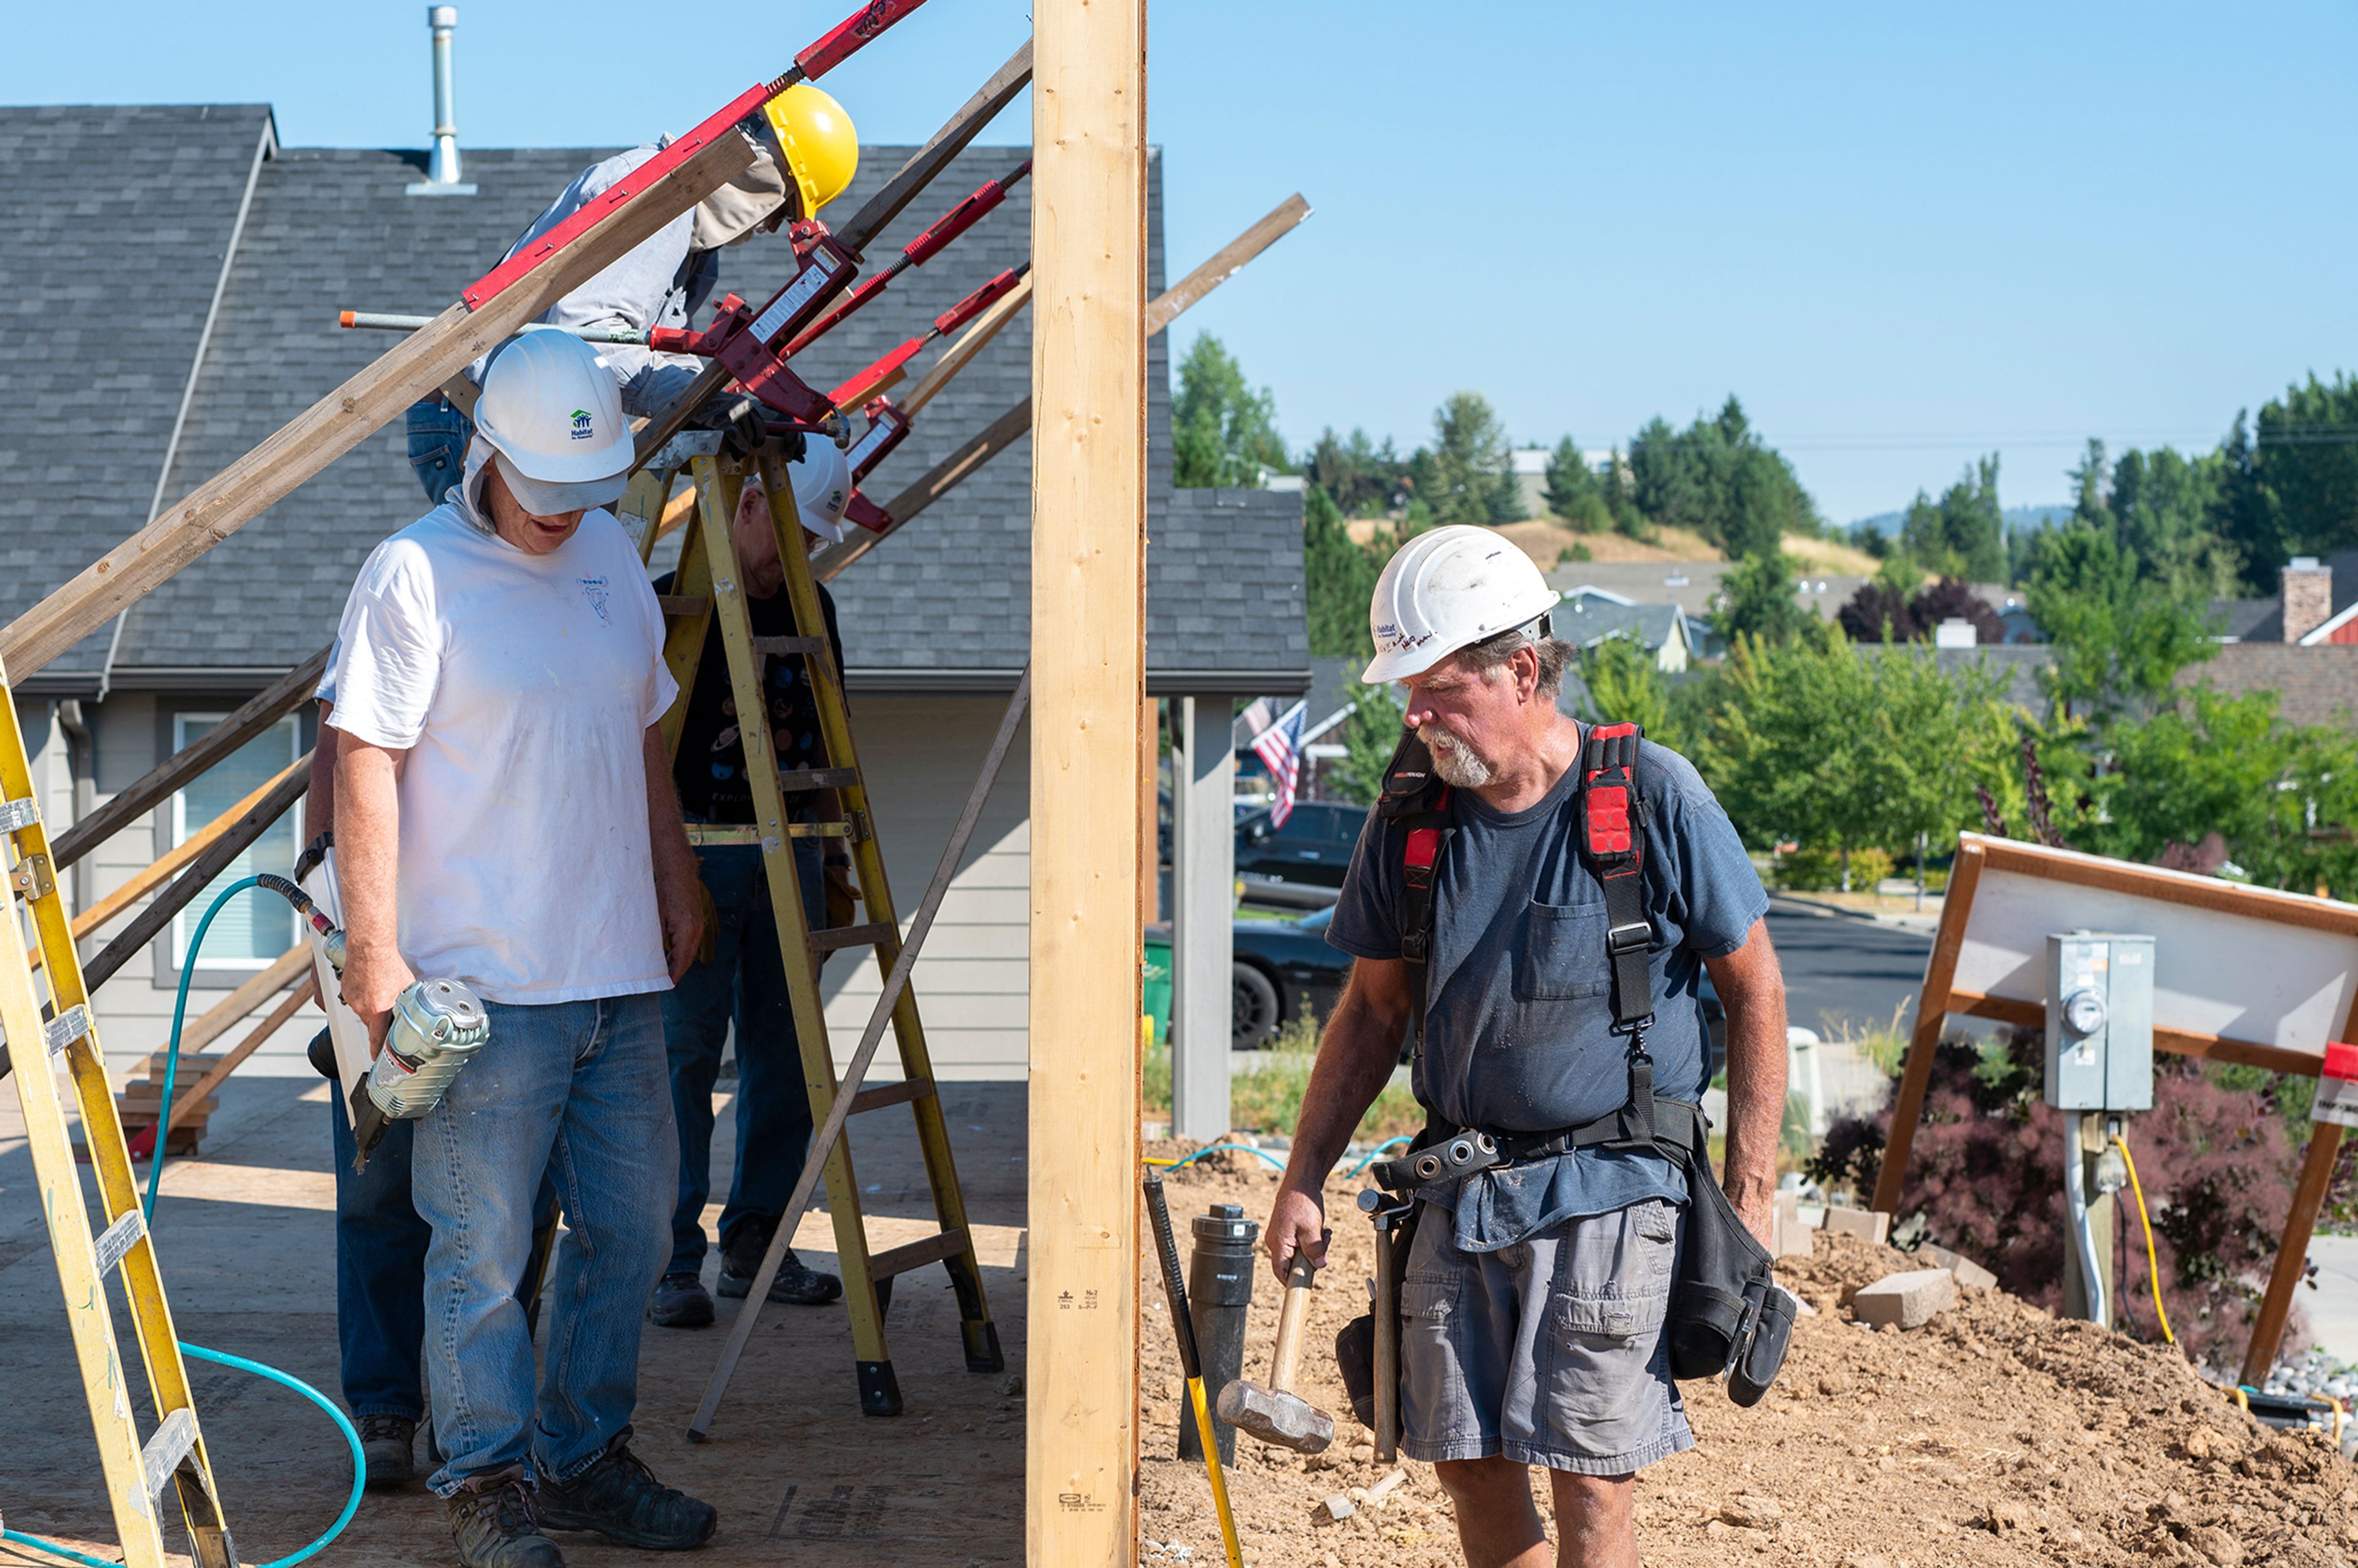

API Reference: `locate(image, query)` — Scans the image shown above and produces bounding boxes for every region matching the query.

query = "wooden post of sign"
[1871,837,1986,1215]
[2243,1120,2349,1384]
[1027,0,1147,1558]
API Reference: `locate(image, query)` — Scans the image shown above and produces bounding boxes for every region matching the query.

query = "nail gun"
[258,874,491,1171]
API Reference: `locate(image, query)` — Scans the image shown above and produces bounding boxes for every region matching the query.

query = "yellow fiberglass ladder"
[619,434,1001,1426]
[0,658,238,1567]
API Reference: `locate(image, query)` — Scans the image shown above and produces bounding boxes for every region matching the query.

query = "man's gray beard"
[1422,726,1494,789]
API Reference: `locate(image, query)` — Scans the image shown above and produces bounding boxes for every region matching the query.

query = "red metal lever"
[933,266,1025,336]
[791,0,932,83]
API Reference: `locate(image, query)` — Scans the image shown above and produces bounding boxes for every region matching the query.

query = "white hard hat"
[786,438,852,543]
[472,330,633,515]
[1362,525,1562,684]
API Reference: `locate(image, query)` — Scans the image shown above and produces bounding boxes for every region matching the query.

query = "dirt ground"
[1137,1149,2358,1568]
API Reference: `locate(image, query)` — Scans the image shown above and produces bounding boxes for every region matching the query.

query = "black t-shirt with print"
[652,572,846,824]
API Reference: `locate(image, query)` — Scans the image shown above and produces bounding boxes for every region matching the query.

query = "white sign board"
[1951,850,2358,1065]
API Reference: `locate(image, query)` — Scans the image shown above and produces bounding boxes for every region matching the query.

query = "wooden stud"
[1,135,753,678]
[149,974,318,1143]
[1872,837,1984,1215]
[49,646,328,873]
[80,755,309,991]
[1027,0,1148,1557]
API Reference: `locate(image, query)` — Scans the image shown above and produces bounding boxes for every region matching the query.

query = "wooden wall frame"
[1873,832,2351,1386]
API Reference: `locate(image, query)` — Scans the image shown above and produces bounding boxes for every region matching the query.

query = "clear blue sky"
[9,2,2354,524]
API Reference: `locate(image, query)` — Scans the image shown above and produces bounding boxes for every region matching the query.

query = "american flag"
[1250,699,1310,828]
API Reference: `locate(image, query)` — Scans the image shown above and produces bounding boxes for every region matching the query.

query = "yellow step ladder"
[622,438,1001,1422]
[0,658,238,1567]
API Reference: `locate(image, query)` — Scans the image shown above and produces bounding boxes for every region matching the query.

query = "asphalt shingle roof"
[0,108,1307,697]
[0,104,276,678]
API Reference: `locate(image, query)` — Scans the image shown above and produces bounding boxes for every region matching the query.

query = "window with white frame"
[169,713,301,971]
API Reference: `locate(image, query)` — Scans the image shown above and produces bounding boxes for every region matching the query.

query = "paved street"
[1765,904,1934,1039]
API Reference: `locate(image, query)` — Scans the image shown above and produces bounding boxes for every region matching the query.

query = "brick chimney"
[2282,557,2332,643]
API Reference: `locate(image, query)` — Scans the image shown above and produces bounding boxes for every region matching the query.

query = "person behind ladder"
[405,83,860,503]
[648,440,858,1327]
[1261,526,1789,1568]
[329,328,712,1568]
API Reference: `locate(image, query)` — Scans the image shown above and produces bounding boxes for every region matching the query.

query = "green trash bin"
[1142,936,1173,1049]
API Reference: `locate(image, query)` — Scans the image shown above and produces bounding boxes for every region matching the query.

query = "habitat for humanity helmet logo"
[578,576,612,624]
[569,408,594,440]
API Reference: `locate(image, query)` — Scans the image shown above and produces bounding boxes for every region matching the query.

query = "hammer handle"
[1270,1256,1315,1393]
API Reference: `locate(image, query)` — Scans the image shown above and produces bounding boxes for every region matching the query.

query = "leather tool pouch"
[1663,1108,1791,1400]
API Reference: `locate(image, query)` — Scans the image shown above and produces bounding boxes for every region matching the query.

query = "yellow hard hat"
[763,83,858,219]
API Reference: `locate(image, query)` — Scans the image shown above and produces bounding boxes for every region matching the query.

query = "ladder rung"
[683,825,762,847]
[93,1207,147,1275]
[869,1227,970,1281]
[847,1077,936,1116]
[809,922,893,955]
[777,768,858,793]
[45,1004,90,1057]
[750,635,830,657]
[0,795,39,833]
[141,1407,199,1502]
[788,821,851,839]
[657,594,710,617]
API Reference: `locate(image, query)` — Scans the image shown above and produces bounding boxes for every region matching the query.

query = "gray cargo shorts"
[1399,1196,1691,1475]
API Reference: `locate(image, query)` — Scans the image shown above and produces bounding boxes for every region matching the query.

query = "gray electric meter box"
[2043,931,2155,1112]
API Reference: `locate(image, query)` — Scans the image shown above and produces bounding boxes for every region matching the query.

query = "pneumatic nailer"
[257,873,489,1171]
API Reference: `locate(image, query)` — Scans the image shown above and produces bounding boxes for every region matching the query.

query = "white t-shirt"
[325,500,679,1004]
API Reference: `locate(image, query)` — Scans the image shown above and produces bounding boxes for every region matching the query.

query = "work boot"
[536,1436,717,1550]
[717,1248,842,1306]
[648,1272,715,1329]
[358,1413,416,1490]
[447,1467,564,1568]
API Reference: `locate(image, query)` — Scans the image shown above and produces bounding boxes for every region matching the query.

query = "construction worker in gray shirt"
[405,82,860,503]
[1267,527,1789,1568]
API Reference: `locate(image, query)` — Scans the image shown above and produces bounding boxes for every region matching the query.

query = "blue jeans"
[662,842,823,1276]
[406,397,474,506]
[331,1100,563,1424]
[332,1108,431,1421]
[411,995,675,1494]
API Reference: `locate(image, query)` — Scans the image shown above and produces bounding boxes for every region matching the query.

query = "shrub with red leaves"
[1808,1029,2313,1367]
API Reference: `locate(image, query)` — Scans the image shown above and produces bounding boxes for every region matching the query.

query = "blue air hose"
[10,879,364,1568]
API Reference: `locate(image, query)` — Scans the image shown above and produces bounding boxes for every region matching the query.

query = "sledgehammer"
[1216,1257,1336,1453]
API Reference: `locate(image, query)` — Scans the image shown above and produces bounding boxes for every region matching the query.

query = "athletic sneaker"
[648,1273,715,1329]
[357,1413,416,1490]
[447,1467,564,1568]
[717,1248,842,1305]
[536,1438,717,1550]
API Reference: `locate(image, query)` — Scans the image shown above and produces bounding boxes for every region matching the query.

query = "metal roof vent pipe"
[407,5,477,196]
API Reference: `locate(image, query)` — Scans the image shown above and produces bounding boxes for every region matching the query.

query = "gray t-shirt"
[1328,732,1768,1250]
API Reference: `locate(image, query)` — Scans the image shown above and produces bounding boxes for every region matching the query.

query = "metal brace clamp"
[9,852,53,901]
[847,807,874,846]
[643,430,727,471]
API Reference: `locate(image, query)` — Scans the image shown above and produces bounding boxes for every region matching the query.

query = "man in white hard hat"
[331,328,715,1567]
[407,83,861,503]
[1263,526,1789,1568]
[647,440,859,1328]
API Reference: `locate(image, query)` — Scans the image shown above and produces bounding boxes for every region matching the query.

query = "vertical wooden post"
[1028,0,1148,1559]
[1871,836,1985,1215]
[2242,1120,2347,1384]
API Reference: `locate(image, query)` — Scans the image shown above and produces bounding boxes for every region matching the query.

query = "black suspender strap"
[1580,721,1657,1139]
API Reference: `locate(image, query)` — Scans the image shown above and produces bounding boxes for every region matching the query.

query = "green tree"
[1710,631,1882,884]
[1329,683,1406,805]
[1571,634,1674,745]
[1303,484,1383,661]
[1411,392,1524,529]
[1543,437,1610,531]
[1897,455,2004,582]
[1863,648,2015,875]
[1172,333,1288,488]
[2084,688,2287,869]
[1625,395,1820,553]
[2023,523,2217,721]
[1716,550,1813,646]
[1302,426,1399,517]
